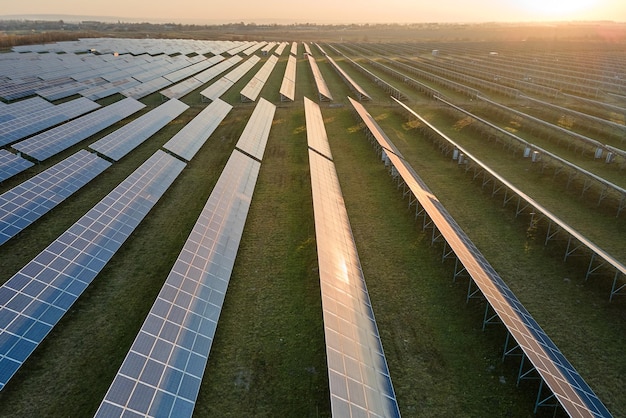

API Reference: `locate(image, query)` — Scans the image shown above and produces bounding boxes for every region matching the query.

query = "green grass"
[0,41,624,418]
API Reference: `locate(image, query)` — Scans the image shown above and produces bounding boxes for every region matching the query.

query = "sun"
[516,0,599,18]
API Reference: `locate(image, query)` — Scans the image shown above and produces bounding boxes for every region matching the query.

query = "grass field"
[0,38,625,417]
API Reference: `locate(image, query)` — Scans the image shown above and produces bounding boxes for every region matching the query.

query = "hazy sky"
[2,0,625,24]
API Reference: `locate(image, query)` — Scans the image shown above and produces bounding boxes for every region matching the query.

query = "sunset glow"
[515,0,600,18]
[0,0,624,24]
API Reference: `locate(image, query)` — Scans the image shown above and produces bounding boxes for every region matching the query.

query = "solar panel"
[234,98,276,161]
[160,78,203,100]
[90,99,189,161]
[243,41,266,55]
[349,97,612,417]
[304,97,332,160]
[79,78,140,101]
[274,42,288,56]
[194,56,241,84]
[36,79,104,101]
[199,78,233,102]
[279,55,297,102]
[121,77,172,100]
[306,99,401,418]
[307,54,333,101]
[163,98,232,162]
[0,97,101,147]
[0,150,111,246]
[240,55,278,102]
[0,97,53,118]
[12,97,146,161]
[95,149,261,418]
[0,150,34,183]
[326,56,371,101]
[199,56,260,102]
[162,58,212,84]
[0,150,185,391]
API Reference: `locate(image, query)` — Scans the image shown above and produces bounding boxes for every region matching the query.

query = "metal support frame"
[516,354,540,386]
[610,270,626,301]
[543,220,561,246]
[481,302,500,330]
[441,241,455,263]
[452,258,468,282]
[533,380,560,415]
[465,278,483,303]
[563,236,585,262]
[501,332,522,362]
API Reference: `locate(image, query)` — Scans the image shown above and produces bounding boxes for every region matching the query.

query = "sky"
[1,0,625,24]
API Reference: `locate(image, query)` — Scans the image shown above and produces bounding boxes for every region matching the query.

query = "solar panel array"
[303,43,313,56]
[193,55,240,84]
[90,99,189,161]
[163,99,233,162]
[326,56,371,101]
[304,97,333,160]
[349,97,612,417]
[260,42,276,55]
[306,97,401,418]
[0,97,101,147]
[234,98,276,161]
[12,97,146,161]
[36,78,107,101]
[274,42,288,56]
[240,55,278,102]
[307,54,333,101]
[0,97,53,119]
[96,98,276,417]
[79,78,140,101]
[0,150,34,183]
[226,41,256,56]
[200,56,261,102]
[279,55,297,101]
[393,96,626,299]
[243,41,266,55]
[160,78,204,100]
[0,150,186,391]
[0,42,239,108]
[162,57,211,84]
[95,150,261,418]
[122,77,171,100]
[0,150,112,246]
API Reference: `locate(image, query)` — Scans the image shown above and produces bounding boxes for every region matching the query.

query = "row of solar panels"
[95,98,275,417]
[305,97,401,417]
[0,53,202,101]
[1,40,277,102]
[0,91,238,392]
[1,44,304,188]
[1,90,405,418]
[348,97,612,417]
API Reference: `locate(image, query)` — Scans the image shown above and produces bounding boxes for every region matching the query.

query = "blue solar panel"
[12,97,145,161]
[96,150,260,418]
[163,99,232,161]
[0,97,101,147]
[0,150,111,246]
[0,97,53,118]
[0,150,186,391]
[0,150,34,183]
[90,99,189,161]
